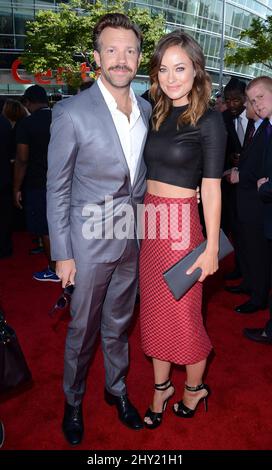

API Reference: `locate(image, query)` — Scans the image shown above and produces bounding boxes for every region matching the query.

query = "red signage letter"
[11,59,32,84]
[35,69,52,85]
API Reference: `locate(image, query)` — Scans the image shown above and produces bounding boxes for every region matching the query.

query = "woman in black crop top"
[139,31,226,429]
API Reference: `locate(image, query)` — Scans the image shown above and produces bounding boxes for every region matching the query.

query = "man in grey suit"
[47,13,151,445]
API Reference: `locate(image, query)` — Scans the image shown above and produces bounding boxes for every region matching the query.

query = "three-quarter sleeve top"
[144,105,227,190]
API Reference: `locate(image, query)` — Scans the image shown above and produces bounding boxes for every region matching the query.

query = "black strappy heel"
[144,379,175,429]
[172,383,210,418]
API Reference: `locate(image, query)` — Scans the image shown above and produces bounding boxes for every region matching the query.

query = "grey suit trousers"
[64,239,139,406]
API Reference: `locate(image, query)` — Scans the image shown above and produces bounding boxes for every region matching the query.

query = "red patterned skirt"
[139,193,212,365]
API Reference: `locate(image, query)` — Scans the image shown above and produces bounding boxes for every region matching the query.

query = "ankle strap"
[154,379,172,391]
[185,383,205,392]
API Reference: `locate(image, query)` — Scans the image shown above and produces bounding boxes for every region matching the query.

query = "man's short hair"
[224,77,246,96]
[23,85,48,104]
[93,13,143,53]
[246,76,272,93]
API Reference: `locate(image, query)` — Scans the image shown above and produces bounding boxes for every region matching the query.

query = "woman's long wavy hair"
[150,30,212,130]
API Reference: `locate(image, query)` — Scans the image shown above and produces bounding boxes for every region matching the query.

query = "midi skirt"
[139,193,212,365]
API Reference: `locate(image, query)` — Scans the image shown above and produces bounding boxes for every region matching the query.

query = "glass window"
[166,10,177,22]
[0,6,13,35]
[177,10,196,27]
[153,0,165,7]
[232,9,243,29]
[184,0,198,15]
[151,6,162,15]
[212,0,222,19]
[12,1,34,7]
[211,20,220,34]
[0,52,18,69]
[0,35,14,49]
[14,8,34,36]
[199,1,210,18]
[132,0,149,5]
[225,4,233,25]
[35,1,55,6]
[16,35,26,49]
[167,0,179,8]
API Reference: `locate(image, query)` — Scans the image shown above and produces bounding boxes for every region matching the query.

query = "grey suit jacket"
[47,82,152,264]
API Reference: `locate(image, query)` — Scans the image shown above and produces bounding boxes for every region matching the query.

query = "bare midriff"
[147,180,196,199]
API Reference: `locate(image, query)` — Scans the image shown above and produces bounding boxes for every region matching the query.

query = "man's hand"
[223,167,239,184]
[229,167,239,184]
[222,168,231,182]
[257,177,269,190]
[56,259,76,288]
[13,190,23,209]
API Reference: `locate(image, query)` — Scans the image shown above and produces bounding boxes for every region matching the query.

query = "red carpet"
[0,232,272,450]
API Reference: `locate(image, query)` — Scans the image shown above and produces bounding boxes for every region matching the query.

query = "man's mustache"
[109,65,133,72]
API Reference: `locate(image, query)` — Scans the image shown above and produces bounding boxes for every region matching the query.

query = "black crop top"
[144,105,227,190]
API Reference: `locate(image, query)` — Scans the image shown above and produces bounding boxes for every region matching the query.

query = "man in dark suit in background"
[0,111,12,258]
[14,85,56,281]
[243,76,272,343]
[222,77,252,281]
[227,99,270,313]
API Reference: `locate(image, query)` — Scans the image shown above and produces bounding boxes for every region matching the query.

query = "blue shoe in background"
[33,267,61,282]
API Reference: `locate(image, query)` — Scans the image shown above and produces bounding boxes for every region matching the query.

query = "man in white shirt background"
[226,96,271,314]
[243,76,272,342]
[221,77,251,284]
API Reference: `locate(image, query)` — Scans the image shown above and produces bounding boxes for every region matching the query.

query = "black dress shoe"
[235,300,266,314]
[224,269,242,281]
[225,285,250,295]
[243,327,272,344]
[104,389,143,430]
[62,402,84,445]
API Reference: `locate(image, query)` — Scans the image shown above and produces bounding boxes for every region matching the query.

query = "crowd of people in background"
[219,76,272,342]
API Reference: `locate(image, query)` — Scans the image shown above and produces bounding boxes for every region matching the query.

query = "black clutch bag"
[163,229,234,300]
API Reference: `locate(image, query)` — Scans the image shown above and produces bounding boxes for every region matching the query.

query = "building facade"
[128,0,272,88]
[1,0,272,95]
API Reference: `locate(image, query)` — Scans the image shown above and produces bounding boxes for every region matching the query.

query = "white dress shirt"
[97,77,147,185]
[254,118,263,133]
[234,108,248,142]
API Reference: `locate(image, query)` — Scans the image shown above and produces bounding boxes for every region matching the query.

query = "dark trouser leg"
[0,188,13,258]
[101,240,138,396]
[221,182,241,273]
[265,240,272,336]
[239,222,270,305]
[236,222,251,291]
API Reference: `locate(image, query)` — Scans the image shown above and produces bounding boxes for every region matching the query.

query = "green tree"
[20,0,165,88]
[225,16,272,71]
